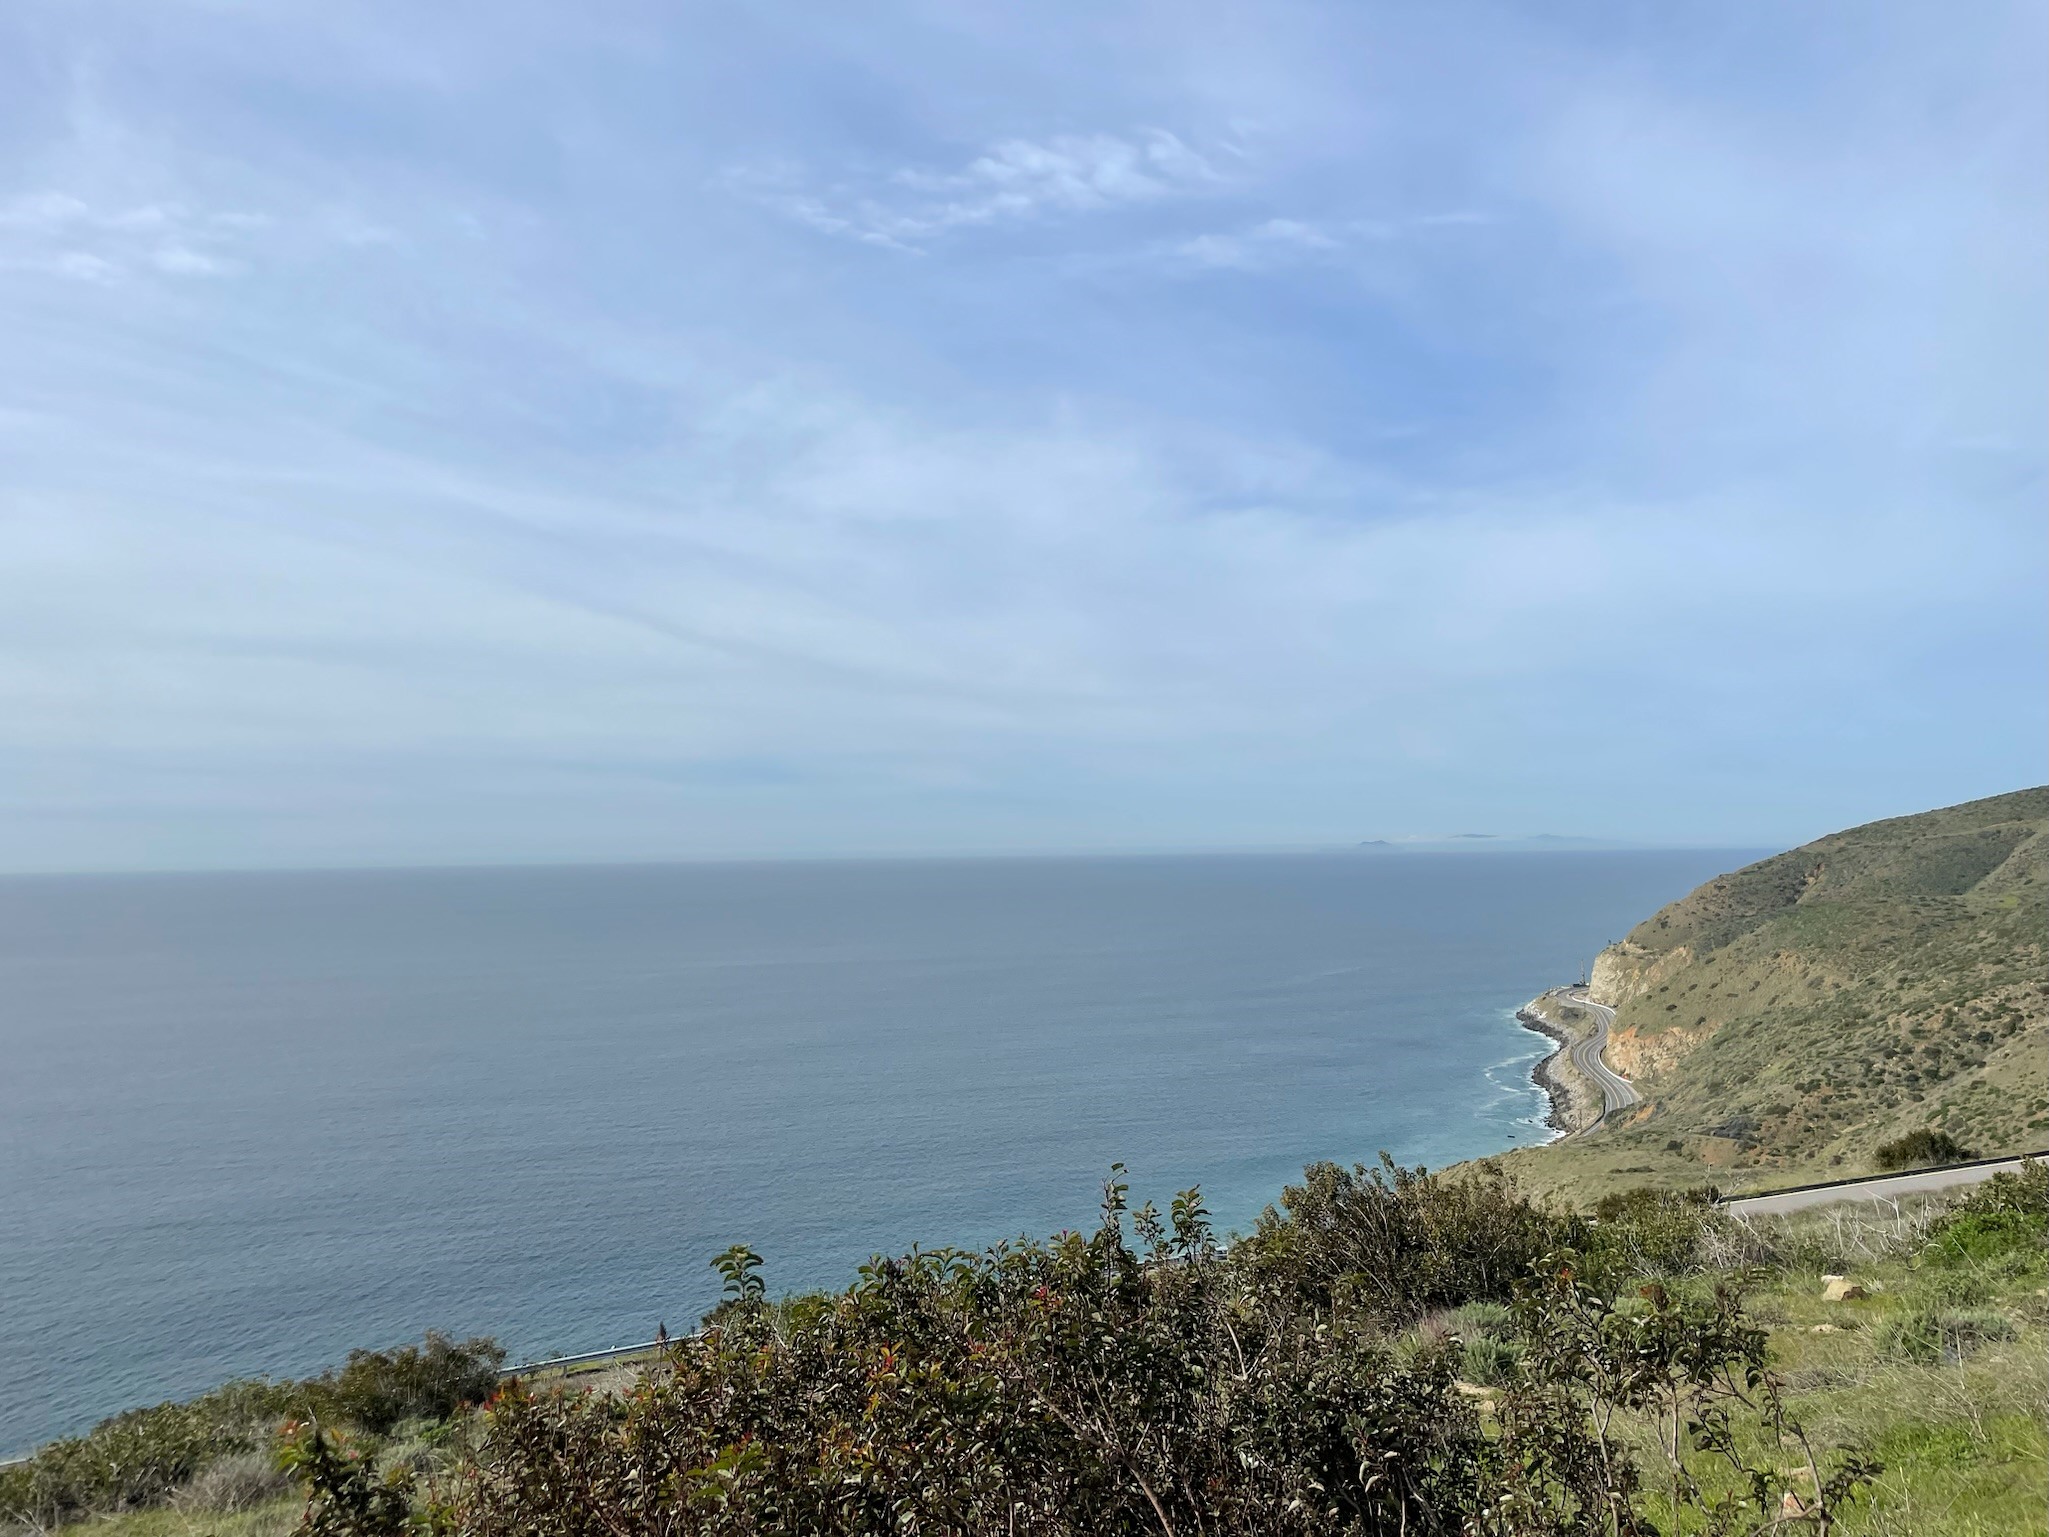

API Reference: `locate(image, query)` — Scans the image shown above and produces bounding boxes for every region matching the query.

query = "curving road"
[1562,988,1640,1122]
[1723,1155,2044,1217]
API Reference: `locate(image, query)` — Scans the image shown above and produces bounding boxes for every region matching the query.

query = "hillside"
[13,1166,2048,1537]
[1501,787,2049,1198]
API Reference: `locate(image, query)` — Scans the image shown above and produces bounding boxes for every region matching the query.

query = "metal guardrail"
[1716,1151,2044,1209]
[501,1338,672,1379]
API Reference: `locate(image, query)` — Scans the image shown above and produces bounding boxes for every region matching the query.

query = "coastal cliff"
[1497,787,2049,1198]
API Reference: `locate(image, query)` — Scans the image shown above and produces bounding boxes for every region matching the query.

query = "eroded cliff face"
[1604,1021,1709,1080]
[1590,942,1693,1010]
[1592,939,1715,1079]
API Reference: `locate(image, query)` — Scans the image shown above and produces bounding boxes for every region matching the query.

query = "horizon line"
[0,839,1775,882]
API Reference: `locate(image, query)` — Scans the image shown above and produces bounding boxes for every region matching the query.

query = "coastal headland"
[1514,989,1607,1135]
[1492,786,2047,1201]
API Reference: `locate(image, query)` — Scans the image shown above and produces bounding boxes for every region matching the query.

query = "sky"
[0,1,2043,871]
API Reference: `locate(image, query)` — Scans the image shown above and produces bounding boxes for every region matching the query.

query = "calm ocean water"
[0,849,1747,1452]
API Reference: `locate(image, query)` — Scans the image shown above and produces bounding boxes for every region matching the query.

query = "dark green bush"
[13,1162,1887,1537]
[279,1420,422,1537]
[1459,1333,1523,1387]
[1239,1155,1570,1320]
[1921,1210,2044,1269]
[399,1172,1865,1537]
[1581,1184,1723,1285]
[1873,1129,1974,1171]
[1938,1159,2048,1221]
[0,1381,293,1526]
[448,1174,1494,1536]
[1918,1161,2047,1268]
[319,1332,505,1434]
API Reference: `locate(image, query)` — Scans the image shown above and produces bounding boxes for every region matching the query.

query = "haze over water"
[1,848,1748,1452]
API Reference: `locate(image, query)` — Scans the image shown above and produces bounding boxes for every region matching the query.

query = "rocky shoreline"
[1516,1007,1576,1137]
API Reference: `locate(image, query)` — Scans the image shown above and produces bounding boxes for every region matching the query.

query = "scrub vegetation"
[14,792,2044,1535]
[1503,788,2048,1199]
[1,1336,502,1535]
[9,1162,2042,1537]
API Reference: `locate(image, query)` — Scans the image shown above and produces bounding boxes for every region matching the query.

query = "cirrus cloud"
[726,128,1225,250]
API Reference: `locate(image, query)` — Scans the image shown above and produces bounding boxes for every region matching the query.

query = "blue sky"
[1,1,2043,870]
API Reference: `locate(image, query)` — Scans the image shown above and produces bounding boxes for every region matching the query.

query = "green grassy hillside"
[1502,788,2048,1198]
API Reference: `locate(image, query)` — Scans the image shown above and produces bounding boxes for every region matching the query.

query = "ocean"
[0,848,1748,1452]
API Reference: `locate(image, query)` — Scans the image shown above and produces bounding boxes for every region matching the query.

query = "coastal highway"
[1722,1154,2045,1218]
[1561,988,1641,1122]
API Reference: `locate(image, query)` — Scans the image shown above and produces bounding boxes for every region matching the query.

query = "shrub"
[318,1332,505,1434]
[1913,1263,1999,1307]
[1921,1210,2044,1269]
[1491,1268,1877,1534]
[1939,1159,2049,1221]
[1240,1155,1569,1321]
[1918,1161,2048,1269]
[1442,1300,1513,1339]
[448,1174,1497,1536]
[11,1163,1892,1536]
[279,1420,420,1537]
[1873,1129,1974,1171]
[169,1448,297,1514]
[1877,1305,2016,1363]
[0,1393,280,1525]
[418,1173,1873,1537]
[0,1333,499,1529]
[1581,1184,1723,1284]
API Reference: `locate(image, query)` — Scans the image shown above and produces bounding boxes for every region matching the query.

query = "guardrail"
[1716,1151,2043,1211]
[500,1338,672,1379]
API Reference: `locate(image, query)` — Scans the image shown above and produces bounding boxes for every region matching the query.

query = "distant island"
[1353,832,1624,852]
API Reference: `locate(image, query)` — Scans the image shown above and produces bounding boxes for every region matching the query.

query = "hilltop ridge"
[1499,787,2048,1197]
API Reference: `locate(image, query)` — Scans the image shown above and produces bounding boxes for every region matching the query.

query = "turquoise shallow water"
[0,848,1748,1452]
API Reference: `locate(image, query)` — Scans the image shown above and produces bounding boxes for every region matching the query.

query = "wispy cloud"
[1177,217,1337,269]
[0,192,260,281]
[1170,212,1490,272]
[727,129,1224,250]
[0,0,2040,866]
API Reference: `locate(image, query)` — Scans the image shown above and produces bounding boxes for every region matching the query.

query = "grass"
[1727,1248,2046,1536]
[23,1182,2045,1536]
[1497,787,2048,1201]
[1396,1192,2049,1537]
[47,1499,299,1536]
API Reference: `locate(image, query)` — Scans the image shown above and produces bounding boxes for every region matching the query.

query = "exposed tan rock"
[1605,1021,1709,1080]
[1821,1278,1866,1302]
[1589,942,1653,1007]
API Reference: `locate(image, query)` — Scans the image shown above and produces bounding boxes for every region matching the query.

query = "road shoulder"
[1517,988,1608,1136]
